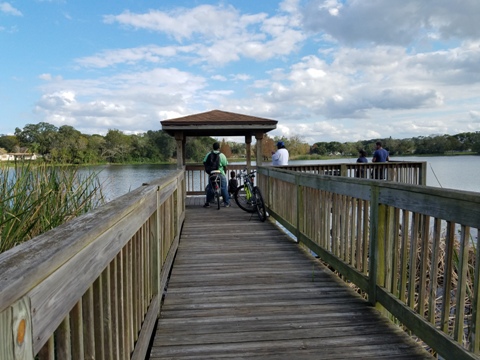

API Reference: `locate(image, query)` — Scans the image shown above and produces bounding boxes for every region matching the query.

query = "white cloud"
[102,4,305,66]
[302,0,480,46]
[211,75,227,81]
[75,45,197,68]
[230,74,251,81]
[0,2,22,16]
[35,68,208,134]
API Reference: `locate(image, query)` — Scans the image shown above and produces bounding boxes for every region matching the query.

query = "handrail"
[258,166,480,360]
[185,161,427,195]
[278,161,427,185]
[0,169,186,359]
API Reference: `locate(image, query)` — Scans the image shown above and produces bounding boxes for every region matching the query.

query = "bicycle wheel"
[253,186,267,222]
[234,185,256,213]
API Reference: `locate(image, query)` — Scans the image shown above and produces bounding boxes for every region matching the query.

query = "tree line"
[0,122,479,164]
[309,132,480,157]
[0,122,249,164]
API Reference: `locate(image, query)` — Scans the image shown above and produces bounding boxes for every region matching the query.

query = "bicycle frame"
[209,171,222,209]
[235,169,266,221]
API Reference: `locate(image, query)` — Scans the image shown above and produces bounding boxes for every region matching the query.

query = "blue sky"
[1,0,480,144]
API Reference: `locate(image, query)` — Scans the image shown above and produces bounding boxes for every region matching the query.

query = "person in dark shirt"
[372,141,389,163]
[228,170,238,196]
[372,142,389,179]
[356,149,368,178]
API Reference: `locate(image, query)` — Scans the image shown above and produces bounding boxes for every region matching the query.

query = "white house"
[0,153,38,161]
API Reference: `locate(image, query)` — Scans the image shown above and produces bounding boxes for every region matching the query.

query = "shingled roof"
[161,109,277,137]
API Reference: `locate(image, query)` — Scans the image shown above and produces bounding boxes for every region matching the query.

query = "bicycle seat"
[210,170,221,174]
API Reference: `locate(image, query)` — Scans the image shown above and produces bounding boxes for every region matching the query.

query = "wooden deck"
[149,198,434,359]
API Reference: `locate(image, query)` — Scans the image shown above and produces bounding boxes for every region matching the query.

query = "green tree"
[103,129,132,163]
[0,135,19,152]
[85,135,105,163]
[469,132,480,153]
[185,137,215,162]
[310,142,327,155]
[15,122,58,156]
[284,135,309,156]
[229,142,246,157]
[50,125,86,164]
[145,130,175,161]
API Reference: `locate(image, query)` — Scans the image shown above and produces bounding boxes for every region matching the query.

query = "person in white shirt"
[272,141,289,166]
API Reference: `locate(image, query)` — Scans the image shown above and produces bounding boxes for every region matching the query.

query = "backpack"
[204,151,220,174]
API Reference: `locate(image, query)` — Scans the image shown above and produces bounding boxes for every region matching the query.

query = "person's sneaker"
[203,202,210,208]
[224,203,231,208]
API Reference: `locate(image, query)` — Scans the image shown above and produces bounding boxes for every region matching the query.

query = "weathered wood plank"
[150,205,433,359]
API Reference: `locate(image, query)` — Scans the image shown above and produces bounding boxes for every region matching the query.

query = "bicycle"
[208,170,222,210]
[233,168,267,222]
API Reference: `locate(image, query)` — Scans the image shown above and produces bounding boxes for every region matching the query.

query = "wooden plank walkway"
[149,198,433,359]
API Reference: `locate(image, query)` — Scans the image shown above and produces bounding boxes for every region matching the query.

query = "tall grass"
[0,162,105,253]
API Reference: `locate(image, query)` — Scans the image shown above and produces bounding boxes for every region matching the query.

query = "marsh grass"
[0,162,105,253]
[315,231,478,356]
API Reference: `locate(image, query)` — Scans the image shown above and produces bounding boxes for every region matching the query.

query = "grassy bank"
[0,162,105,253]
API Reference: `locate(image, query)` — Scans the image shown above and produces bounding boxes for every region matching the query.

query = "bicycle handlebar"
[237,169,256,179]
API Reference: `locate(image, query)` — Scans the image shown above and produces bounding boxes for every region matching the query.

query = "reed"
[0,162,105,253]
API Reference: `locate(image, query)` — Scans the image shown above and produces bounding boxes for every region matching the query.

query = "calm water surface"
[292,155,480,193]
[84,156,479,202]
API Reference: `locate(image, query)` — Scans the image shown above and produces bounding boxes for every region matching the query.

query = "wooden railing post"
[296,173,304,239]
[0,296,34,360]
[419,162,427,186]
[153,185,161,312]
[368,186,380,305]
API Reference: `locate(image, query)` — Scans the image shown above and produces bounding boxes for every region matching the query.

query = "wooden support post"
[0,296,34,360]
[153,186,161,314]
[174,132,184,169]
[296,174,304,239]
[368,186,380,306]
[245,135,252,170]
[255,133,263,166]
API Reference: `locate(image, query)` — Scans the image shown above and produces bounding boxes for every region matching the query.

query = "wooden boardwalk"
[149,198,433,359]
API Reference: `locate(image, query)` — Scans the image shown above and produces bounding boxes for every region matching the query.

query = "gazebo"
[160,109,278,168]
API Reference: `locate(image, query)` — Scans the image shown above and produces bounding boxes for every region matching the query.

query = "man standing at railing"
[203,142,231,208]
[372,141,389,179]
[272,141,289,166]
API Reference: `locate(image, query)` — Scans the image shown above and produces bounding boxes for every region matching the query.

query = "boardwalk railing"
[258,166,480,360]
[185,161,426,195]
[278,161,427,185]
[0,170,185,360]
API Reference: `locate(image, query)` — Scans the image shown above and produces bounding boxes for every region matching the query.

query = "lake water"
[292,155,480,193]
[85,156,479,202]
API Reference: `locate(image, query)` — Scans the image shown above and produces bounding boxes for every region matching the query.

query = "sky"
[1,0,480,144]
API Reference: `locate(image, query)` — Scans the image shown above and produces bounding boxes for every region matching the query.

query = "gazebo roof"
[160,109,277,137]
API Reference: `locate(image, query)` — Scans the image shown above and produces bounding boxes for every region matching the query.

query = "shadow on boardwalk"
[149,199,433,359]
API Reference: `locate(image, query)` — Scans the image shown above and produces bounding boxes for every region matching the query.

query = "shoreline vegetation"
[1,122,479,166]
[1,150,477,167]
[0,162,104,253]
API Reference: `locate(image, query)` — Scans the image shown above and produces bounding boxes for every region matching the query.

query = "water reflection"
[79,164,177,202]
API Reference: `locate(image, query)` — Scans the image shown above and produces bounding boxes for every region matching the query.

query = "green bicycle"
[233,168,267,222]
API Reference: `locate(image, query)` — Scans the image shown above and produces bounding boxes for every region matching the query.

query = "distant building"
[0,153,38,161]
